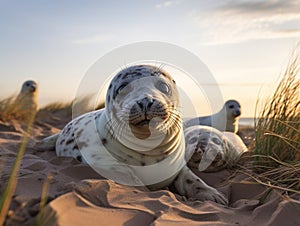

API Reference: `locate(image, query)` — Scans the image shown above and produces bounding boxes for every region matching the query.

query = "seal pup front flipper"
[174,166,228,205]
[35,133,60,151]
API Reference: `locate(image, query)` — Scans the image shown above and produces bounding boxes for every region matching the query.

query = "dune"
[0,108,299,226]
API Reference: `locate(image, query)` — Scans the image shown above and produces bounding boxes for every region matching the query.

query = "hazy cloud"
[192,0,300,45]
[71,34,115,45]
[156,0,183,9]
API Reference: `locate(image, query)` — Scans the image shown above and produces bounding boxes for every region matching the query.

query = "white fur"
[184,100,241,133]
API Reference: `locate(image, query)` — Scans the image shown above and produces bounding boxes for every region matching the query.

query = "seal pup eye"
[116,83,128,95]
[228,104,234,109]
[212,137,221,145]
[188,136,198,144]
[157,82,170,94]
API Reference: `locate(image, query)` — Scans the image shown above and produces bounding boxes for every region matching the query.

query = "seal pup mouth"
[129,113,164,140]
[232,110,241,118]
[135,119,151,127]
[128,97,169,139]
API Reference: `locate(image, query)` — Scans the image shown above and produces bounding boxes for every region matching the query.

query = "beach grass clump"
[0,112,35,225]
[37,96,105,120]
[0,94,38,124]
[251,45,300,193]
[255,45,300,165]
[0,95,19,122]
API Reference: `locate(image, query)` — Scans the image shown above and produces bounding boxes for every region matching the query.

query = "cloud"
[71,34,115,45]
[192,0,300,45]
[155,0,183,9]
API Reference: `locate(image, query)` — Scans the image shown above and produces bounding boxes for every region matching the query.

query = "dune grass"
[251,44,300,194]
[0,95,18,122]
[0,94,35,224]
[0,111,36,225]
[37,96,105,120]
[35,175,56,226]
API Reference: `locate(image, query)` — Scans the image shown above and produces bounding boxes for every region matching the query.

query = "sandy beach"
[0,108,299,226]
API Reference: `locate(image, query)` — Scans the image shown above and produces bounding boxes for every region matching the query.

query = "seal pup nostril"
[137,97,154,111]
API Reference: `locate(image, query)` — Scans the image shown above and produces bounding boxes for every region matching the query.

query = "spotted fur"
[49,65,227,204]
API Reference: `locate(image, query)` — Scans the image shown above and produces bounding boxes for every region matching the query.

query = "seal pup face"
[105,65,181,140]
[185,126,227,172]
[225,100,241,119]
[21,80,38,94]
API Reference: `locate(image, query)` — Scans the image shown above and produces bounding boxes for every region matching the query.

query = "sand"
[0,110,299,226]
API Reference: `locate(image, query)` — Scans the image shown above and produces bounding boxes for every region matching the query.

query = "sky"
[1,0,300,117]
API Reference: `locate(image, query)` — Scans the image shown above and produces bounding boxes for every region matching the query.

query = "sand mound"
[43,179,299,226]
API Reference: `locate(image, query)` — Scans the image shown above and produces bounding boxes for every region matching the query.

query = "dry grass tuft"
[0,111,36,225]
[255,45,300,165]
[0,95,21,122]
[37,96,105,121]
[247,44,300,195]
[0,94,38,124]
[238,155,300,194]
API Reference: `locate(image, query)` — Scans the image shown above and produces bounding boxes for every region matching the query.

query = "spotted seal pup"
[184,100,241,133]
[184,125,247,172]
[42,65,227,204]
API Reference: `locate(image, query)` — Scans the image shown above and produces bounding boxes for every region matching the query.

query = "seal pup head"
[20,80,38,94]
[224,100,241,119]
[105,65,181,141]
[184,126,227,172]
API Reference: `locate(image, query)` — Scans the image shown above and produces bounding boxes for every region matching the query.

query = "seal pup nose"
[30,84,37,92]
[234,109,241,117]
[137,97,154,111]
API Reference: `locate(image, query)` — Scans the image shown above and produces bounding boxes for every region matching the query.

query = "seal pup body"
[184,100,241,133]
[45,65,227,204]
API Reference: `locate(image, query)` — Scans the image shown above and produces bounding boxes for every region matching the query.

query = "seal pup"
[184,100,241,133]
[4,80,39,123]
[41,65,227,204]
[184,125,247,172]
